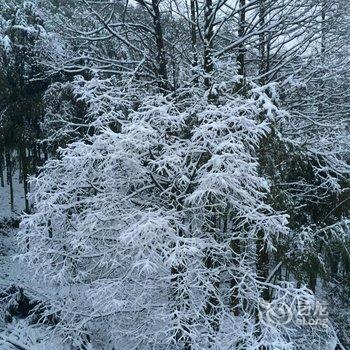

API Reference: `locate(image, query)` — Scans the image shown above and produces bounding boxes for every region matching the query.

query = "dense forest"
[0,0,350,349]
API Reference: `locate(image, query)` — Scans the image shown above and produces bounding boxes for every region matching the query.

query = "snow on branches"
[17,77,331,349]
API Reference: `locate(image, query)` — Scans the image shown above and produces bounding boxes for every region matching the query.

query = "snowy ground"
[0,170,26,220]
[0,161,70,349]
[0,227,68,349]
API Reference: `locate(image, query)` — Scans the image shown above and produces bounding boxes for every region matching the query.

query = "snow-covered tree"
[18,73,335,348]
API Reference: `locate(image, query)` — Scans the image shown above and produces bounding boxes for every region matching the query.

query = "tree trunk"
[151,0,169,93]
[258,0,267,86]
[203,215,220,338]
[236,0,246,93]
[318,0,326,117]
[171,264,191,349]
[203,0,215,96]
[5,150,14,212]
[19,145,30,213]
[190,0,198,84]
[256,230,270,301]
[0,152,4,187]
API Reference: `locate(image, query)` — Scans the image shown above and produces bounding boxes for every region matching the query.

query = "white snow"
[0,228,68,349]
[0,170,26,220]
